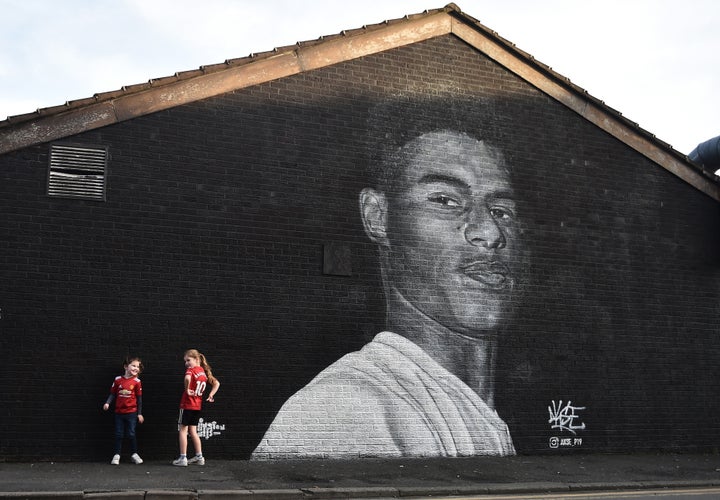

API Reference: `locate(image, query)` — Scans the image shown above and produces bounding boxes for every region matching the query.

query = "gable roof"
[2,3,718,201]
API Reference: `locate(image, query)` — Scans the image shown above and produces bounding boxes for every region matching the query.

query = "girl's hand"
[207,395,215,403]
[187,389,195,396]
[102,403,109,411]
[138,415,145,424]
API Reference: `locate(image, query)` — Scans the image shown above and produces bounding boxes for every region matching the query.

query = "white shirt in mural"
[252,331,515,459]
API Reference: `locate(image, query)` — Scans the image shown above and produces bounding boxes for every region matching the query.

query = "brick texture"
[1,35,719,461]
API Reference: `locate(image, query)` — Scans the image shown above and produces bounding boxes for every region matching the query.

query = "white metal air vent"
[47,143,108,201]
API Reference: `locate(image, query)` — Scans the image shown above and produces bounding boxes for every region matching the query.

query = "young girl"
[102,356,144,465]
[173,349,220,466]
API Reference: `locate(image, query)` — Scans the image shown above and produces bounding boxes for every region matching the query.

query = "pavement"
[1,452,720,499]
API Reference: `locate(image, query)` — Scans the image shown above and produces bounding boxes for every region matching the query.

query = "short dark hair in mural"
[252,95,527,458]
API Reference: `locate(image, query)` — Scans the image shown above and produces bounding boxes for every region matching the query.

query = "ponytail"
[185,349,217,385]
[198,353,217,385]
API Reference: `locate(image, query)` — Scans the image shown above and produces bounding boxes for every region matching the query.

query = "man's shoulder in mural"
[251,331,515,459]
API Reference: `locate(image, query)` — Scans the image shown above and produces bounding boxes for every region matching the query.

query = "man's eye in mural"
[489,206,515,222]
[427,193,462,208]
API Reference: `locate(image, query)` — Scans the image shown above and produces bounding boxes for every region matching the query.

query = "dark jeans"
[114,412,138,454]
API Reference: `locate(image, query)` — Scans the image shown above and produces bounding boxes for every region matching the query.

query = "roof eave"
[1,3,717,201]
[0,8,452,155]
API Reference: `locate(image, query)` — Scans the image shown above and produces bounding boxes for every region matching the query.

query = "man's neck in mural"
[385,288,497,408]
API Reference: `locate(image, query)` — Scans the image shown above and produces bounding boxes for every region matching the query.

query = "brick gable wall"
[1,35,719,461]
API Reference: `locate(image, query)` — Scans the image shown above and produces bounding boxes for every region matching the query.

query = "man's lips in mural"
[459,260,512,290]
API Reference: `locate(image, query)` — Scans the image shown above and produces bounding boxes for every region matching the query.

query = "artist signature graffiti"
[548,400,586,435]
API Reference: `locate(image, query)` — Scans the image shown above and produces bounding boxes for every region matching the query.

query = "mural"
[253,97,526,458]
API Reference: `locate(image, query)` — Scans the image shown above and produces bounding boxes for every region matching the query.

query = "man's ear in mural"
[359,187,389,246]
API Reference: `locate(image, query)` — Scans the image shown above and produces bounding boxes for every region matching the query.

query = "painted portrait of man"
[252,95,525,458]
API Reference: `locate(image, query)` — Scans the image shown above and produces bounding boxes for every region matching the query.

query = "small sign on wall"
[197,418,226,440]
[323,243,352,276]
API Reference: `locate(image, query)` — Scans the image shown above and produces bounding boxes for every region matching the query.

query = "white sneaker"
[188,455,205,465]
[172,456,188,466]
[130,453,143,464]
[110,454,120,465]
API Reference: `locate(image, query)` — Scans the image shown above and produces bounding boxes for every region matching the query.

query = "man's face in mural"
[362,130,521,338]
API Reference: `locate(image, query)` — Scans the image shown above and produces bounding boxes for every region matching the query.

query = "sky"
[1,0,718,155]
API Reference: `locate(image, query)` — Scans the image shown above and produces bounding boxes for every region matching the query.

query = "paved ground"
[1,452,720,499]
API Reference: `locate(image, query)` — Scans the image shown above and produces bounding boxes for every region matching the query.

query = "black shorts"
[178,409,201,428]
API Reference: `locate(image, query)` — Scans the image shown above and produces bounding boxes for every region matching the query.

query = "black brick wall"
[1,35,719,461]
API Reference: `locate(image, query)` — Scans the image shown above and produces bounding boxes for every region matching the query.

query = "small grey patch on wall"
[323,243,352,276]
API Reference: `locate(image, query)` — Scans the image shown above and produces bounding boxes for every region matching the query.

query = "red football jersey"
[180,365,208,411]
[110,376,142,414]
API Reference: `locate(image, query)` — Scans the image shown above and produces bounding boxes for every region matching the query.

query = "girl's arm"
[206,378,220,402]
[136,395,144,424]
[102,394,115,411]
[184,373,194,395]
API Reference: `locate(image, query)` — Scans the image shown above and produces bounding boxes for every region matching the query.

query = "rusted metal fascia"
[0,103,116,155]
[0,52,304,156]
[297,12,452,71]
[112,52,302,121]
